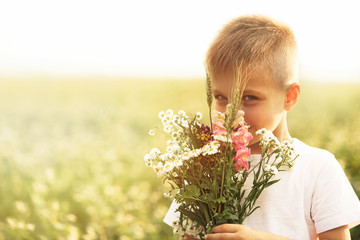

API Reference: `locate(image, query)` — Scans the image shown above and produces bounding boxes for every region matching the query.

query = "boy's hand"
[204,224,256,240]
[204,224,293,240]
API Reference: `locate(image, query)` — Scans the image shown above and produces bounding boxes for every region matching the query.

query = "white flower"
[178,110,186,116]
[150,148,161,156]
[158,111,165,119]
[264,164,278,175]
[161,118,170,126]
[172,131,181,140]
[163,192,172,198]
[163,162,174,173]
[166,146,173,152]
[144,161,152,167]
[257,128,281,148]
[171,143,181,153]
[270,166,278,175]
[160,152,173,161]
[148,129,155,136]
[165,109,174,117]
[210,140,221,149]
[190,149,202,158]
[183,147,191,152]
[153,162,164,177]
[173,115,181,125]
[207,147,219,155]
[201,144,210,153]
[165,114,173,121]
[181,120,189,128]
[166,139,173,146]
[264,164,271,172]
[214,134,231,142]
[213,110,225,122]
[144,154,153,163]
[256,128,267,135]
[181,151,192,161]
[195,112,202,120]
[163,126,172,133]
[272,141,280,150]
[202,142,219,155]
[173,158,183,167]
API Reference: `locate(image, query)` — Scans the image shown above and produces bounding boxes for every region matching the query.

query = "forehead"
[212,68,275,93]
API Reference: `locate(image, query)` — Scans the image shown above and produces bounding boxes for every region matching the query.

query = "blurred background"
[0,0,359,239]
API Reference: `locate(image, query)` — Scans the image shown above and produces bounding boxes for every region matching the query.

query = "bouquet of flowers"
[144,76,298,239]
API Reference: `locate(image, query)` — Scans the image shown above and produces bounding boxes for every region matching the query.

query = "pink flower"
[212,111,225,123]
[232,110,245,129]
[232,127,253,150]
[212,121,227,136]
[234,148,251,171]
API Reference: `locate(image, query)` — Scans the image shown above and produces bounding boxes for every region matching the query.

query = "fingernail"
[204,235,208,240]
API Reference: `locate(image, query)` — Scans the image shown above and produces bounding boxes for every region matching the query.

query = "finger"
[205,233,235,240]
[212,224,239,233]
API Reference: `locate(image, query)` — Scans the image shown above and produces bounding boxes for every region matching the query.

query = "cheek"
[243,107,276,131]
[246,109,284,139]
[243,108,260,128]
[214,101,227,113]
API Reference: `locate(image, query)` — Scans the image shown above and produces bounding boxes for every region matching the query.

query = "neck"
[273,114,292,143]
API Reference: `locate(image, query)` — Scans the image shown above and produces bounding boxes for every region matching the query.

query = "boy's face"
[213,69,288,149]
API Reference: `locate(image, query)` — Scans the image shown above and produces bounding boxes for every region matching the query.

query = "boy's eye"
[243,95,257,101]
[214,94,228,101]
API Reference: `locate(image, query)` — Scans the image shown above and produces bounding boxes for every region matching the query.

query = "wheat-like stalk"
[205,68,214,131]
[224,62,249,133]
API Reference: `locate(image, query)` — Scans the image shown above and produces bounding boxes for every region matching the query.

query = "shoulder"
[293,138,333,158]
[291,138,346,185]
[292,138,337,167]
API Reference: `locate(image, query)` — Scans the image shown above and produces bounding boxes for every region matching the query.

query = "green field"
[0,78,359,239]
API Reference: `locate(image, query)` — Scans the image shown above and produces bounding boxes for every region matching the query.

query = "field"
[0,78,359,239]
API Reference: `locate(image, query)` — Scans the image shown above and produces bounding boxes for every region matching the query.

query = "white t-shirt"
[163,138,360,240]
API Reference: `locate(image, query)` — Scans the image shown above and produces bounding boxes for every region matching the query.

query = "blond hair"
[205,15,298,89]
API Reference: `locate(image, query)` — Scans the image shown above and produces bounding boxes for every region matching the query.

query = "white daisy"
[173,159,183,167]
[195,112,202,120]
[158,111,165,119]
[178,110,186,116]
[163,162,174,173]
[270,166,278,175]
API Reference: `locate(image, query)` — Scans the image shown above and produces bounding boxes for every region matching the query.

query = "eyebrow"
[243,88,263,95]
[212,89,227,96]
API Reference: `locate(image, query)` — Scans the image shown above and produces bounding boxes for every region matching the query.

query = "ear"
[284,82,300,111]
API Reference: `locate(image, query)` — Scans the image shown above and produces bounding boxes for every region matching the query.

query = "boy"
[164,15,360,240]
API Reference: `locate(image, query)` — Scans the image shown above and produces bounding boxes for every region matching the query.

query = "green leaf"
[200,182,211,190]
[204,193,216,201]
[265,179,280,188]
[226,213,239,221]
[215,196,226,203]
[183,185,201,198]
[247,206,260,217]
[177,205,206,227]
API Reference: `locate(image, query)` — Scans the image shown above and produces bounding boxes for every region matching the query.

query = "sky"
[0,0,359,82]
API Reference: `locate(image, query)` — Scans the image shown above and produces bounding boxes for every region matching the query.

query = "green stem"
[218,139,230,212]
[209,108,213,133]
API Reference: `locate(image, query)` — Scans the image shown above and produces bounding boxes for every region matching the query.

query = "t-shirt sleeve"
[311,153,360,233]
[163,200,202,237]
[163,200,180,227]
